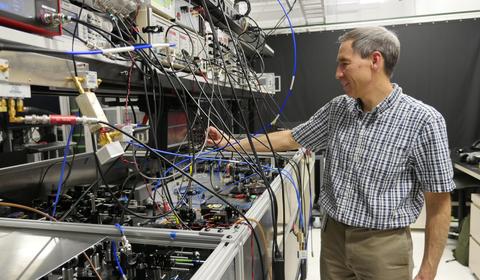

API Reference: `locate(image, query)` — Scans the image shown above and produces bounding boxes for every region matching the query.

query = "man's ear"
[371,51,382,70]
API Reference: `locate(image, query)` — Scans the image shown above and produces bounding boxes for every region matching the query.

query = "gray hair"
[338,26,400,77]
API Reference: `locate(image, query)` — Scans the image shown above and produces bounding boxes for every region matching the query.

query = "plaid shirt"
[292,84,455,229]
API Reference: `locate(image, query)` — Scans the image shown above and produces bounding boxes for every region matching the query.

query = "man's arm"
[415,192,451,280]
[206,126,301,152]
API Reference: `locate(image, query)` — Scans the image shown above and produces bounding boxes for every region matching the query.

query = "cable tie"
[289,75,296,90]
[270,114,280,125]
[170,231,177,240]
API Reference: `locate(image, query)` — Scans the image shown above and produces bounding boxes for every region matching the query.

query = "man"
[207,26,454,280]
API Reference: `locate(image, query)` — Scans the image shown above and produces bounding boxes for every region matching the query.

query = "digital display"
[0,0,35,18]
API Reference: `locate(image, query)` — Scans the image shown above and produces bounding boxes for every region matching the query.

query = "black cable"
[155,37,261,167]
[166,68,269,179]
[69,17,125,44]
[110,14,140,127]
[118,172,140,224]
[286,158,307,234]
[0,43,76,56]
[137,44,262,174]
[67,17,148,76]
[196,9,283,260]
[141,14,275,276]
[59,152,123,221]
[119,18,250,147]
[146,148,193,225]
[119,14,286,278]
[164,24,196,73]
[98,120,265,278]
[117,13,281,273]
[87,135,187,220]
[129,101,138,124]
[37,161,71,188]
[217,2,285,262]
[71,0,86,76]
[63,28,88,45]
[38,146,76,194]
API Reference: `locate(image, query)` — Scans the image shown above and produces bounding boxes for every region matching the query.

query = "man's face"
[335,40,373,98]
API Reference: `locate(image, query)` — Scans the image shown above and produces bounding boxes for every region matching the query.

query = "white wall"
[325,0,480,24]
[325,0,416,23]
[415,0,480,15]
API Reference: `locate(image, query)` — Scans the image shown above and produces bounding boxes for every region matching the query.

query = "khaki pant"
[320,217,413,280]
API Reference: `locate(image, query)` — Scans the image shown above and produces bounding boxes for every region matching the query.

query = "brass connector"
[16,98,24,112]
[0,98,7,112]
[296,231,304,250]
[68,76,86,94]
[8,98,24,123]
[68,76,102,93]
[0,64,9,72]
[98,131,121,146]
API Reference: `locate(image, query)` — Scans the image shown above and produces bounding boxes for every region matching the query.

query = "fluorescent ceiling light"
[359,0,385,3]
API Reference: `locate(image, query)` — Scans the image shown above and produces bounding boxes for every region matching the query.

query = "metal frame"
[0,24,271,96]
[0,150,314,279]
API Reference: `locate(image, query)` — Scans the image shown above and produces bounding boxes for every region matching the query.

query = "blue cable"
[276,0,297,113]
[128,143,261,192]
[152,158,191,192]
[51,125,74,218]
[276,0,297,77]
[255,0,297,134]
[268,167,304,229]
[66,50,102,55]
[115,223,125,235]
[142,146,304,229]
[150,147,211,191]
[129,142,248,165]
[111,240,126,279]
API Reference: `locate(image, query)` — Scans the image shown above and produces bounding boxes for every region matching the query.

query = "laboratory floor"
[306,228,475,280]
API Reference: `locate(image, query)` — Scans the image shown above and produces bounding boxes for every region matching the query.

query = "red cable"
[142,114,149,125]
[49,115,78,125]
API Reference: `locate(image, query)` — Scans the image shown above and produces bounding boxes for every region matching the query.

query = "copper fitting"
[98,131,117,146]
[8,98,24,123]
[0,98,7,112]
[8,98,15,119]
[68,76,86,94]
[16,98,24,112]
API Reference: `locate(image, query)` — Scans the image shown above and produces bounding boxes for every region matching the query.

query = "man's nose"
[335,67,343,80]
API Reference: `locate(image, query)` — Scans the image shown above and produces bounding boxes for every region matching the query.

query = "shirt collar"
[354,83,402,116]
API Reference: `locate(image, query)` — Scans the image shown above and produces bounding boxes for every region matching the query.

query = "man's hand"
[206,126,229,147]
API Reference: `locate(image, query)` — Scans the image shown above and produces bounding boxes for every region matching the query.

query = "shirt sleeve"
[411,115,455,192]
[291,100,332,152]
